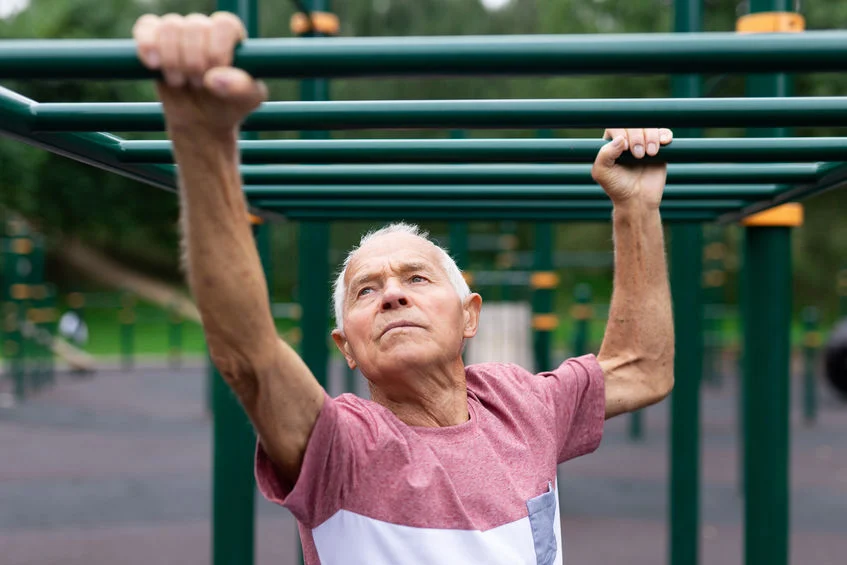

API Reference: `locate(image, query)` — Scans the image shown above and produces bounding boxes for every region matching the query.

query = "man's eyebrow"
[348,261,434,291]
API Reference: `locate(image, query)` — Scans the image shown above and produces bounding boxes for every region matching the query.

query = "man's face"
[332,233,480,384]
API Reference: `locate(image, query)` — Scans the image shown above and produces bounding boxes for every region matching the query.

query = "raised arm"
[133,13,324,488]
[591,128,675,419]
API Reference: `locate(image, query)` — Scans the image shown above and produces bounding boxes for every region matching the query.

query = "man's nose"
[381,280,409,311]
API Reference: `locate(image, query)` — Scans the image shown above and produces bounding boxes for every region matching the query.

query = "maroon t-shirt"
[256,355,605,565]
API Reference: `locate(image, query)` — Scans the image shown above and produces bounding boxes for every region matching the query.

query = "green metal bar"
[743,226,791,565]
[120,294,135,372]
[252,205,721,222]
[719,161,847,223]
[211,3,258,565]
[801,306,819,425]
[743,4,793,565]
[449,223,470,269]
[243,184,778,200]
[252,199,749,211]
[233,163,819,186]
[123,137,847,164]
[571,283,591,356]
[29,97,847,131]
[702,228,726,388]
[669,222,704,565]
[532,223,555,372]
[0,86,177,191]
[297,6,331,565]
[669,2,703,565]
[169,305,183,370]
[4,31,847,80]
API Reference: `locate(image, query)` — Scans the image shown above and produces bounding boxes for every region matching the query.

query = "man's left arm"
[591,127,675,419]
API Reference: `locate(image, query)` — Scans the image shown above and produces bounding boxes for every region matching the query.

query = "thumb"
[591,136,626,183]
[204,67,267,109]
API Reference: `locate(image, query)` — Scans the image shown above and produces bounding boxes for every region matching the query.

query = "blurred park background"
[1,0,846,564]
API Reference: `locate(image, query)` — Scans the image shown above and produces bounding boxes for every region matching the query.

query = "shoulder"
[464,361,542,407]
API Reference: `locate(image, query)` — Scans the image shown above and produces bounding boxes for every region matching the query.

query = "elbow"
[655,372,674,401]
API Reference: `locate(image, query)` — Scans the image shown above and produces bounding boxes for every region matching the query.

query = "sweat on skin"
[130,11,676,564]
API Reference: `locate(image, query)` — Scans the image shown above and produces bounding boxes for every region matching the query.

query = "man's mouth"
[381,321,422,336]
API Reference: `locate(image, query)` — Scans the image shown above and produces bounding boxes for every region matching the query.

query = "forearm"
[172,127,276,379]
[598,203,674,413]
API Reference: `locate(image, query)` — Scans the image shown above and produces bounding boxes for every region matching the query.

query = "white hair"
[332,222,471,333]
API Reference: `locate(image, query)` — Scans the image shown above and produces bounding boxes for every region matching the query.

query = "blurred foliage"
[0,0,845,317]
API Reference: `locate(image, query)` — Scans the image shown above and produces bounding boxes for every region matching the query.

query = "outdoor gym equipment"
[0,0,841,564]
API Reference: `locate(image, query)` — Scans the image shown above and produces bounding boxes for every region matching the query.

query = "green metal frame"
[3,31,847,79]
[0,18,845,565]
[24,97,847,131]
[0,33,846,222]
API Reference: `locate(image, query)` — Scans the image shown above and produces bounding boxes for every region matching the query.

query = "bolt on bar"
[121,137,847,164]
[30,97,847,131]
[232,163,820,185]
[242,184,781,200]
[3,31,847,80]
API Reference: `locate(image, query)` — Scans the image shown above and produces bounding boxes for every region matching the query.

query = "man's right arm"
[133,13,325,490]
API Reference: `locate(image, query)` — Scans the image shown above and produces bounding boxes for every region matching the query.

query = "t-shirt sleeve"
[254,391,379,528]
[534,354,605,463]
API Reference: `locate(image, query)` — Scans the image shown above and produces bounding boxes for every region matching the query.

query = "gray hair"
[332,222,471,333]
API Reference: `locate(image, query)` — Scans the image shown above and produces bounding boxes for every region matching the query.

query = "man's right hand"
[132,12,267,136]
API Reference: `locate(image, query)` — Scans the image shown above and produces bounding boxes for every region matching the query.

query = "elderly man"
[133,12,674,565]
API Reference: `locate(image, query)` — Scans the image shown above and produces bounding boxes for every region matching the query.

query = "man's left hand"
[591,128,674,209]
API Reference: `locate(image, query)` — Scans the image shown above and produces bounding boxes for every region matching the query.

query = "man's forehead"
[345,233,441,281]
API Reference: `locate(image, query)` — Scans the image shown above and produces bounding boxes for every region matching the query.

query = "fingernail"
[632,144,645,158]
[660,132,671,143]
[647,142,657,155]
[212,75,229,94]
[145,50,160,68]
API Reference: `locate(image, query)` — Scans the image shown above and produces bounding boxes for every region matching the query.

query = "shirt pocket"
[526,481,557,565]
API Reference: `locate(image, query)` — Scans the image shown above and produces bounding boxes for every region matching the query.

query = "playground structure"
[1,0,847,565]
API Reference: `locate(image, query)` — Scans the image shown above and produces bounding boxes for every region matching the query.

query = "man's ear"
[462,293,482,339]
[331,329,357,370]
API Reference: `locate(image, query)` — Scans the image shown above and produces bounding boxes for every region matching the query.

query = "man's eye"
[358,287,373,297]
[411,275,426,283]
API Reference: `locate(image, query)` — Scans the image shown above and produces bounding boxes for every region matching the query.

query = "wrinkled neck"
[368,358,469,427]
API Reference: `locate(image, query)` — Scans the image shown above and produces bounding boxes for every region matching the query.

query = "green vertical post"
[669,1,703,565]
[44,284,56,384]
[6,235,29,400]
[801,306,819,425]
[743,3,794,565]
[703,228,726,388]
[211,2,259,565]
[669,224,704,565]
[449,223,469,270]
[532,223,554,372]
[571,283,591,357]
[297,3,332,562]
[297,0,331,392]
[169,305,183,369]
[742,227,792,565]
[120,293,135,372]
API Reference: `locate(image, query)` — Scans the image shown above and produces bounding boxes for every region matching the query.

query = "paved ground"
[1,358,846,565]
